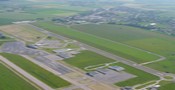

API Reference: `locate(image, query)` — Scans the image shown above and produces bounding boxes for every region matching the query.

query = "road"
[0,55,53,90]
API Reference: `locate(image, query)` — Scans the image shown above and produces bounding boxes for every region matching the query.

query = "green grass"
[0,18,15,25]
[158,81,175,90]
[0,53,71,88]
[64,51,115,70]
[70,24,175,74]
[114,63,159,86]
[163,76,173,80]
[126,38,175,73]
[33,22,159,64]
[0,63,38,90]
[71,24,155,42]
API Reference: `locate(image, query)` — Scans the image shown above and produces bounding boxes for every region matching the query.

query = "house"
[86,71,98,77]
[148,85,160,90]
[26,44,38,49]
[57,52,73,59]
[53,49,72,53]
[148,87,158,90]
[0,32,5,38]
[120,86,133,90]
[109,66,125,71]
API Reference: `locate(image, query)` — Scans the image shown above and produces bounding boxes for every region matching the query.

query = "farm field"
[113,63,159,87]
[64,51,115,70]
[0,53,71,88]
[0,63,38,90]
[71,24,175,74]
[0,24,46,43]
[0,10,80,26]
[33,22,159,64]
[0,1,98,25]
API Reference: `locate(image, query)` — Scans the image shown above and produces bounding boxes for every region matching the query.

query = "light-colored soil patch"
[0,24,46,42]
[88,83,120,90]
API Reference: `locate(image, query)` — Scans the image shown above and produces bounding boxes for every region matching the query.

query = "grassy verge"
[0,63,38,90]
[64,51,115,70]
[0,53,71,88]
[158,81,175,90]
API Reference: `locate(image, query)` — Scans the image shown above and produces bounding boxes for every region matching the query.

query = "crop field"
[114,63,159,87]
[0,53,71,88]
[0,24,46,43]
[64,51,115,70]
[0,1,95,25]
[33,22,159,64]
[70,24,175,74]
[0,63,38,90]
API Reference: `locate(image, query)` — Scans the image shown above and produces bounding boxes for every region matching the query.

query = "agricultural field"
[64,51,115,70]
[0,0,99,25]
[33,22,159,64]
[0,63,38,90]
[0,53,71,88]
[70,24,175,74]
[0,24,46,43]
[114,63,159,87]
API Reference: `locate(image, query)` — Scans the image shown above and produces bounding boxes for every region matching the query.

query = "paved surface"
[1,41,48,56]
[0,55,53,90]
[1,41,72,75]
[91,69,136,84]
[34,55,72,74]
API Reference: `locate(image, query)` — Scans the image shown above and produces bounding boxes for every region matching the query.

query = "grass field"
[64,51,115,70]
[158,81,175,90]
[0,1,94,25]
[0,53,71,88]
[114,63,159,87]
[71,24,155,42]
[33,22,159,64]
[70,24,175,74]
[0,24,46,43]
[0,63,38,90]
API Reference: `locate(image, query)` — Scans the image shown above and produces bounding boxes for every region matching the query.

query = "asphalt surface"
[1,41,73,75]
